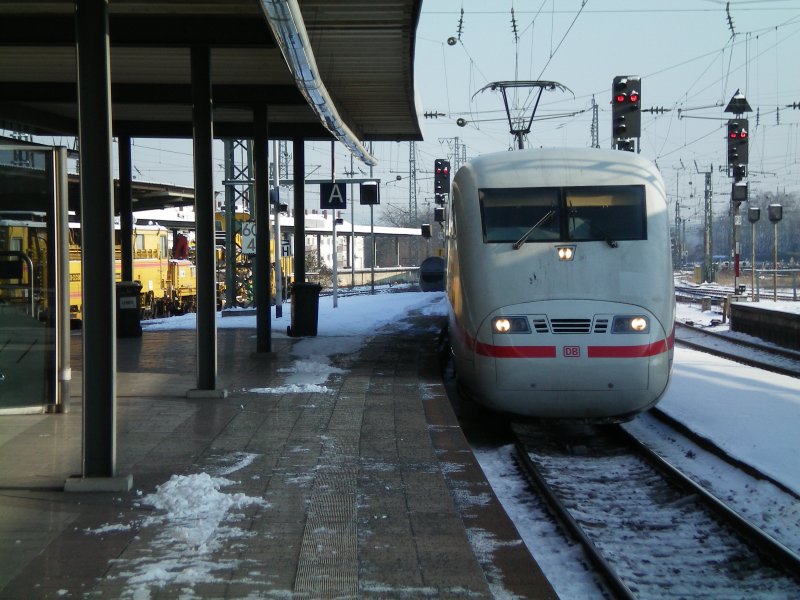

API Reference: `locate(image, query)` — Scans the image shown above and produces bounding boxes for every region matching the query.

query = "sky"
[163,0,800,227]
[7,1,799,230]
[79,289,800,599]
[413,1,800,215]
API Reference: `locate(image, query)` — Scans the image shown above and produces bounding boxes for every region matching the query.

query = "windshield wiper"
[589,225,618,248]
[512,210,555,250]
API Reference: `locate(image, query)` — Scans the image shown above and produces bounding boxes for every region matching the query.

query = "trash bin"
[288,282,321,337]
[116,281,142,338]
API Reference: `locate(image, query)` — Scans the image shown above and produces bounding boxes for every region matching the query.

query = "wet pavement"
[0,310,555,599]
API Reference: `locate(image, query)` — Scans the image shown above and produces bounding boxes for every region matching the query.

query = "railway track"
[512,421,800,599]
[674,321,800,378]
[675,282,797,304]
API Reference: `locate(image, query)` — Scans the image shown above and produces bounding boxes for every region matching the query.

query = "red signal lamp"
[628,90,639,103]
[615,93,627,104]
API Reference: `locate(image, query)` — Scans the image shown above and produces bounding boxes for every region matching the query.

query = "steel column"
[75,0,116,477]
[55,147,71,413]
[191,46,217,390]
[223,140,236,308]
[253,106,271,352]
[293,138,305,282]
[118,135,133,282]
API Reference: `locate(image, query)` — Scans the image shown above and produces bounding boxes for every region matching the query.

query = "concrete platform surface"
[0,309,556,599]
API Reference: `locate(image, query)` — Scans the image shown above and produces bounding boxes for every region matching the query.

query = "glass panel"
[480,188,560,243]
[566,185,646,242]
[0,147,55,410]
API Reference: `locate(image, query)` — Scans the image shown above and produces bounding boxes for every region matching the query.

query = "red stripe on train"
[587,340,669,358]
[475,342,557,358]
[460,319,674,359]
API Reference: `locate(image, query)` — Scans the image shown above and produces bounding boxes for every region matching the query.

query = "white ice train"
[446,147,675,421]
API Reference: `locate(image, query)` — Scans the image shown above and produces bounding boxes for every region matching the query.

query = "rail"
[620,426,800,576]
[674,321,800,377]
[513,435,636,600]
[512,422,800,598]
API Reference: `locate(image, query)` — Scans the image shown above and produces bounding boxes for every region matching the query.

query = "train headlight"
[612,316,650,333]
[556,245,576,261]
[492,316,531,334]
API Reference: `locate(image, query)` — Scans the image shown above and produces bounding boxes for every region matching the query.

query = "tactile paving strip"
[294,466,358,598]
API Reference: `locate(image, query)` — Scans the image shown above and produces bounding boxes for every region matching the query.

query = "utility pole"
[279,140,290,182]
[409,141,417,223]
[700,163,714,283]
[330,141,338,308]
[439,136,467,172]
[674,176,681,268]
[344,154,356,288]
[369,141,375,294]
[590,96,600,149]
[694,160,714,283]
[409,141,418,266]
[223,139,254,307]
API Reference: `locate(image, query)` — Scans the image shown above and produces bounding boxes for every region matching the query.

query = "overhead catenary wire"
[424,4,798,202]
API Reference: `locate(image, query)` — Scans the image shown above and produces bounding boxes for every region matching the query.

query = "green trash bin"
[116,281,142,338]
[288,282,321,337]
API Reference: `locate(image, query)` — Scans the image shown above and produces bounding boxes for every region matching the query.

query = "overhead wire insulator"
[726,1,736,38]
[510,7,519,43]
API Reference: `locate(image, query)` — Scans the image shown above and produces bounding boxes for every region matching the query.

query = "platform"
[730,300,800,351]
[0,309,556,599]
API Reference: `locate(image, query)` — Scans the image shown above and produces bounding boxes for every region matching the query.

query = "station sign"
[320,182,347,210]
[241,221,256,255]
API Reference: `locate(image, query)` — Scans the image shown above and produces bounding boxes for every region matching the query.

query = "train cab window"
[565,185,646,242]
[480,188,560,243]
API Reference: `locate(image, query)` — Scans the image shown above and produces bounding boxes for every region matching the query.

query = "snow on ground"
[123,290,800,599]
[669,301,800,495]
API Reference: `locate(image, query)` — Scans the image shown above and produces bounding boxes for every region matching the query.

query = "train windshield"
[480,185,646,244]
[566,186,646,242]
[479,188,560,243]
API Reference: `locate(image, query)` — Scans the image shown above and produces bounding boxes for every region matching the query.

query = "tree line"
[681,190,798,267]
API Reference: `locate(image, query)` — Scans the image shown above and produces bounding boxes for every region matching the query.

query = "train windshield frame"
[479,184,647,244]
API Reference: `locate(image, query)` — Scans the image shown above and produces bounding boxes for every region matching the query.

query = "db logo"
[563,346,581,358]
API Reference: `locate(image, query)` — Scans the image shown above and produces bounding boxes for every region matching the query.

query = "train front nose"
[474,300,673,418]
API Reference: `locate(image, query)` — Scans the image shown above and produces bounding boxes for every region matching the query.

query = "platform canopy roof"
[0,0,424,149]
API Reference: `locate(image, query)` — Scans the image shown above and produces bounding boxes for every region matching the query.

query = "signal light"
[434,158,451,196]
[727,119,749,180]
[612,75,641,145]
